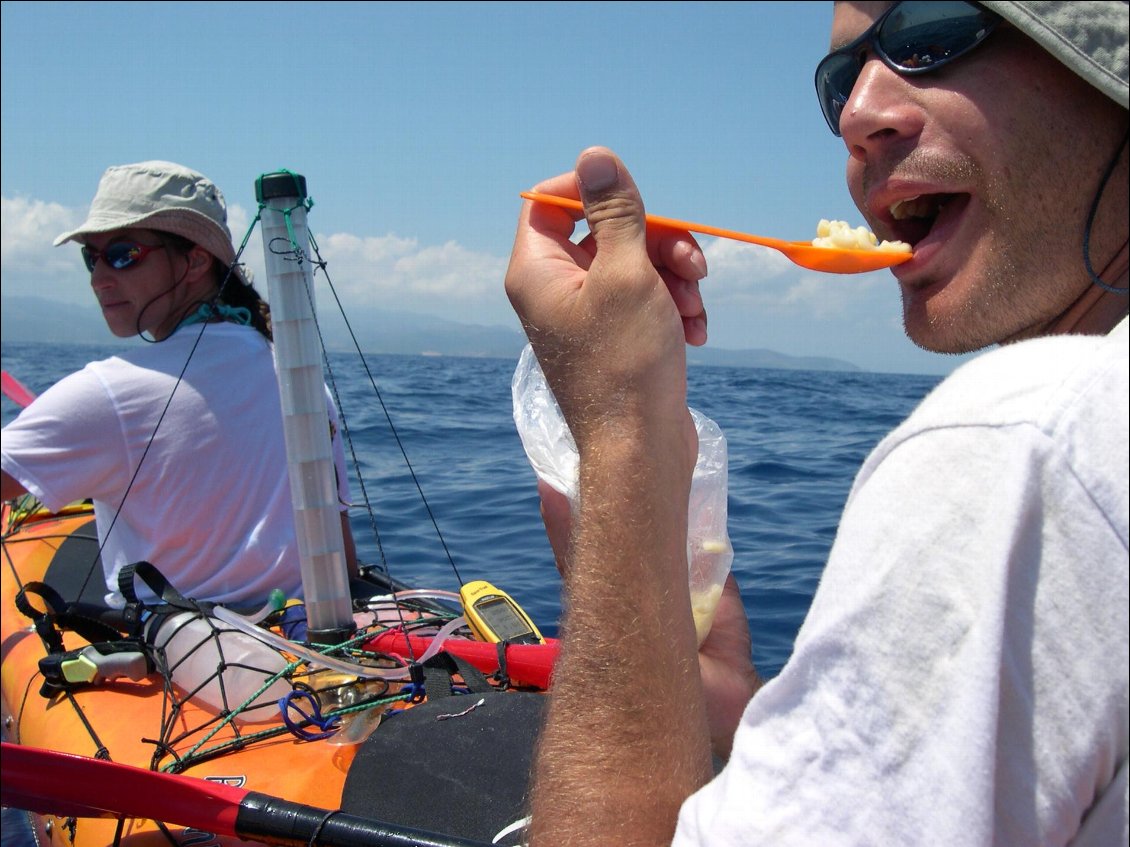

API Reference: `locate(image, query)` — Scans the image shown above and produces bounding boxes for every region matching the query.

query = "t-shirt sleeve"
[1,366,129,512]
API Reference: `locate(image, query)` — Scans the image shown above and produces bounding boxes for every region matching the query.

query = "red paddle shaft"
[1,742,490,847]
[1,370,37,408]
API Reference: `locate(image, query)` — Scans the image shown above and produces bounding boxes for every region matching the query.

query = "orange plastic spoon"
[520,192,911,275]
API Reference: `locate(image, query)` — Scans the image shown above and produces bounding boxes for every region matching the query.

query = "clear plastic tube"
[212,605,410,681]
[245,588,288,624]
[259,179,353,639]
[362,589,462,605]
[211,590,469,681]
[414,615,468,665]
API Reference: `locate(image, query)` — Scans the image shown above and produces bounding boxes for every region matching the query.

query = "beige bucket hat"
[981,1,1129,110]
[55,160,247,282]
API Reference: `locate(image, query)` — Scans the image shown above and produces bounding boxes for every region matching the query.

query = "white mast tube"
[256,171,354,644]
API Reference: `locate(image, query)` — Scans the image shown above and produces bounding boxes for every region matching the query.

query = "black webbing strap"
[492,641,512,691]
[116,560,212,637]
[15,580,125,653]
[118,560,208,611]
[417,651,494,700]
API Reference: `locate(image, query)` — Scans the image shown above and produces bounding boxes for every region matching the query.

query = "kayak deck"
[1,499,552,847]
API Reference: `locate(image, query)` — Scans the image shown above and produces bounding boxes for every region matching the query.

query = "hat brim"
[54,208,248,286]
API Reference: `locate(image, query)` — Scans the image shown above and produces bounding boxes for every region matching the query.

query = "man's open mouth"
[887,193,964,246]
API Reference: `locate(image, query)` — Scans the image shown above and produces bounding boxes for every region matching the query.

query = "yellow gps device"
[459,580,545,645]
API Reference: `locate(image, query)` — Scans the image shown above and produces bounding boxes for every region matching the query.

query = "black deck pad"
[341,654,544,845]
[37,516,128,630]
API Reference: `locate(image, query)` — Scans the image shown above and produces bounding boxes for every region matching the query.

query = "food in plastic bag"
[511,344,733,644]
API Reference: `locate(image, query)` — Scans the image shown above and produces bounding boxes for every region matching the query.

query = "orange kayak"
[1,499,557,847]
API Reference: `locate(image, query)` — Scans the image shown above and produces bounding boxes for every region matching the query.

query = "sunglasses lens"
[815,1,997,135]
[82,242,147,272]
[878,2,996,70]
[816,53,859,137]
[105,243,142,269]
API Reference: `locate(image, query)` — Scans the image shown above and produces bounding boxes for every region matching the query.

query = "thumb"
[575,148,647,254]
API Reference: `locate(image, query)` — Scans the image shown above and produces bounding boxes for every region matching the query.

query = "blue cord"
[279,689,341,740]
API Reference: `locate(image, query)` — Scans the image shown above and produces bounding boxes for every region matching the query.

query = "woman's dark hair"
[157,231,273,341]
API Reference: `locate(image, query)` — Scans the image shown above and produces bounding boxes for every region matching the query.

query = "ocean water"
[1,339,941,679]
[1,339,940,845]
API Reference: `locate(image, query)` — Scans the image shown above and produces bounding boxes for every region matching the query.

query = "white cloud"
[2,193,514,326]
[700,234,886,318]
[0,196,78,258]
[779,273,884,319]
[1,196,88,302]
[313,231,511,325]
[702,237,792,286]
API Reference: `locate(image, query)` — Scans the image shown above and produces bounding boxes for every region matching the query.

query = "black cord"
[1082,131,1129,295]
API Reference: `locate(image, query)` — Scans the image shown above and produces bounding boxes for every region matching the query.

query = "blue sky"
[1,1,975,376]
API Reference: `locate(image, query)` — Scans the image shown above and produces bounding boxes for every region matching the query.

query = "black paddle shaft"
[237,793,494,847]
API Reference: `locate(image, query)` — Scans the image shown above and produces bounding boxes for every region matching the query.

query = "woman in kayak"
[0,160,357,609]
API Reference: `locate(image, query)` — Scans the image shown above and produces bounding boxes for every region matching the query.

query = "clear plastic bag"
[511,344,733,644]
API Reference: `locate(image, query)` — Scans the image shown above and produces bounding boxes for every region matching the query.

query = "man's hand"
[505,147,708,457]
[699,574,761,759]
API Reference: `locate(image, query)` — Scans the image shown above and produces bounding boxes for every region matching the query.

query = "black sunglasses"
[81,241,166,272]
[815,0,1001,136]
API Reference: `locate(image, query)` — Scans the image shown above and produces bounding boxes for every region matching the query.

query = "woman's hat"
[55,160,247,281]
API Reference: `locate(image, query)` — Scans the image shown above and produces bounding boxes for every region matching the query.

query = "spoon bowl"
[520,192,911,275]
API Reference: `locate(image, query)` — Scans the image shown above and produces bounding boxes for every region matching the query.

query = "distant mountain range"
[0,295,860,373]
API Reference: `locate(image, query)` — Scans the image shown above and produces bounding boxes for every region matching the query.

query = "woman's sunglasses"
[81,241,166,272]
[815,0,1001,136]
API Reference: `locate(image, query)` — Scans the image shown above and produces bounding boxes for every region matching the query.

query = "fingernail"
[576,152,619,193]
[689,250,708,280]
[690,315,708,342]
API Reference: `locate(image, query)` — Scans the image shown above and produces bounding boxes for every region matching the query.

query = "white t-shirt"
[676,319,1129,846]
[1,323,352,608]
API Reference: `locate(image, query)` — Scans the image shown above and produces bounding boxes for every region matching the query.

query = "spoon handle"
[520,192,789,250]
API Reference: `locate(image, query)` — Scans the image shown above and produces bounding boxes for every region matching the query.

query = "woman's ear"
[184,245,218,288]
